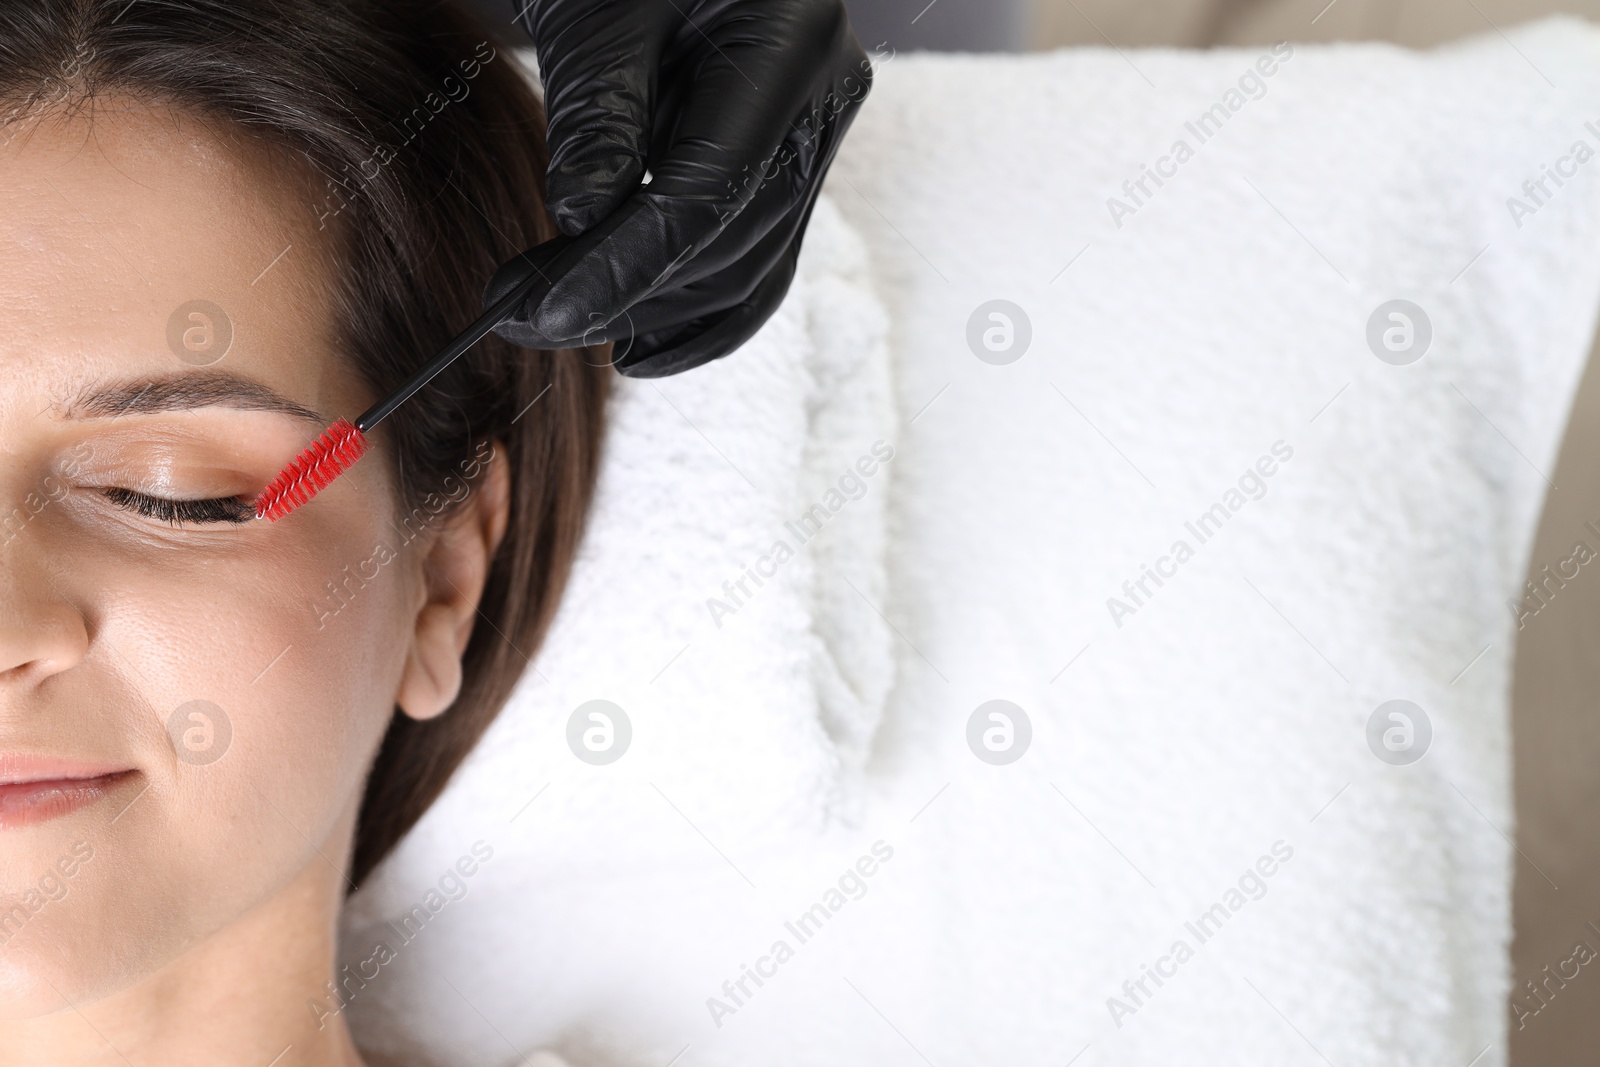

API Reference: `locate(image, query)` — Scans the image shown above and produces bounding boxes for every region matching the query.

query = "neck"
[1,810,366,1067]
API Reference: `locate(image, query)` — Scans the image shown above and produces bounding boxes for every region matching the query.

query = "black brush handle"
[355,229,599,433]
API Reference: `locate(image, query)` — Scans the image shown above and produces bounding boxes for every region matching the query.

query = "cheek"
[90,487,411,796]
[118,514,414,856]
[0,478,415,1011]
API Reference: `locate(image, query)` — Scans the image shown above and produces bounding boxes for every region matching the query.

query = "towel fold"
[343,190,898,1065]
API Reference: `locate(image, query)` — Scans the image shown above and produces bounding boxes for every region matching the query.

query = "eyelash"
[102,487,256,526]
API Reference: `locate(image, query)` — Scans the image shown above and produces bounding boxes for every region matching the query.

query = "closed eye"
[102,487,256,525]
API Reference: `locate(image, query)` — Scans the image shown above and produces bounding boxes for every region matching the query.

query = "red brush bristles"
[253,418,369,522]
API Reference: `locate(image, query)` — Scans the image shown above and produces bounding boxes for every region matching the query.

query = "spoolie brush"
[252,231,593,522]
[254,418,370,521]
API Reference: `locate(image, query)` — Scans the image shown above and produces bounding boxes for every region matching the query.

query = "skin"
[0,97,509,1065]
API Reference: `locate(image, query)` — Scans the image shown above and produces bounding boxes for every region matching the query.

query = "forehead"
[0,96,353,424]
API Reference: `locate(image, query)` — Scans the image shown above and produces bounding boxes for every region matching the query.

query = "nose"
[0,527,89,683]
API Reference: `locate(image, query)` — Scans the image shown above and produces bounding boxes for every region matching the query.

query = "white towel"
[346,20,1600,1067]
[824,18,1600,1067]
[341,190,900,1065]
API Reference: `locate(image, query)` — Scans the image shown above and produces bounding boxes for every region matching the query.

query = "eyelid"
[69,445,263,502]
[61,426,284,492]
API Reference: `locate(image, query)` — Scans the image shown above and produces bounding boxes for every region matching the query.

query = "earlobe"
[395,441,512,722]
[397,604,464,720]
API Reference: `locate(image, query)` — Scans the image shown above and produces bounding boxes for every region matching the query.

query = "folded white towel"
[346,19,1600,1067]
[342,189,899,1065]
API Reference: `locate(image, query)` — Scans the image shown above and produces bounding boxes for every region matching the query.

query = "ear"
[396,442,511,722]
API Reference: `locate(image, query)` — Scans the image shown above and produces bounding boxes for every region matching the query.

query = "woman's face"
[0,100,490,1017]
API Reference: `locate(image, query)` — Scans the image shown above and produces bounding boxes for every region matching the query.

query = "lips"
[0,756,137,830]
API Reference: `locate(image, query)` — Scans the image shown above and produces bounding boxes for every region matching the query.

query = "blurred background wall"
[477,1,1600,56]
[1023,0,1600,50]
[850,0,1600,51]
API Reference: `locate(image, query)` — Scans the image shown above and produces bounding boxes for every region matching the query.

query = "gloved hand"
[491,0,873,377]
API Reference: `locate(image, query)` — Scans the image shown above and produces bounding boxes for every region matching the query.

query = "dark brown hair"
[0,0,609,886]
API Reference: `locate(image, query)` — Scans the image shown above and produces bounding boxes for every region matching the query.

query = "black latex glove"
[489,0,873,377]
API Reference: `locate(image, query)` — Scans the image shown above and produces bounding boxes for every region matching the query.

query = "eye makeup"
[101,487,256,526]
[59,426,280,527]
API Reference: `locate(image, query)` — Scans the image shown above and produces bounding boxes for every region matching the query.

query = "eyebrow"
[62,372,327,425]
